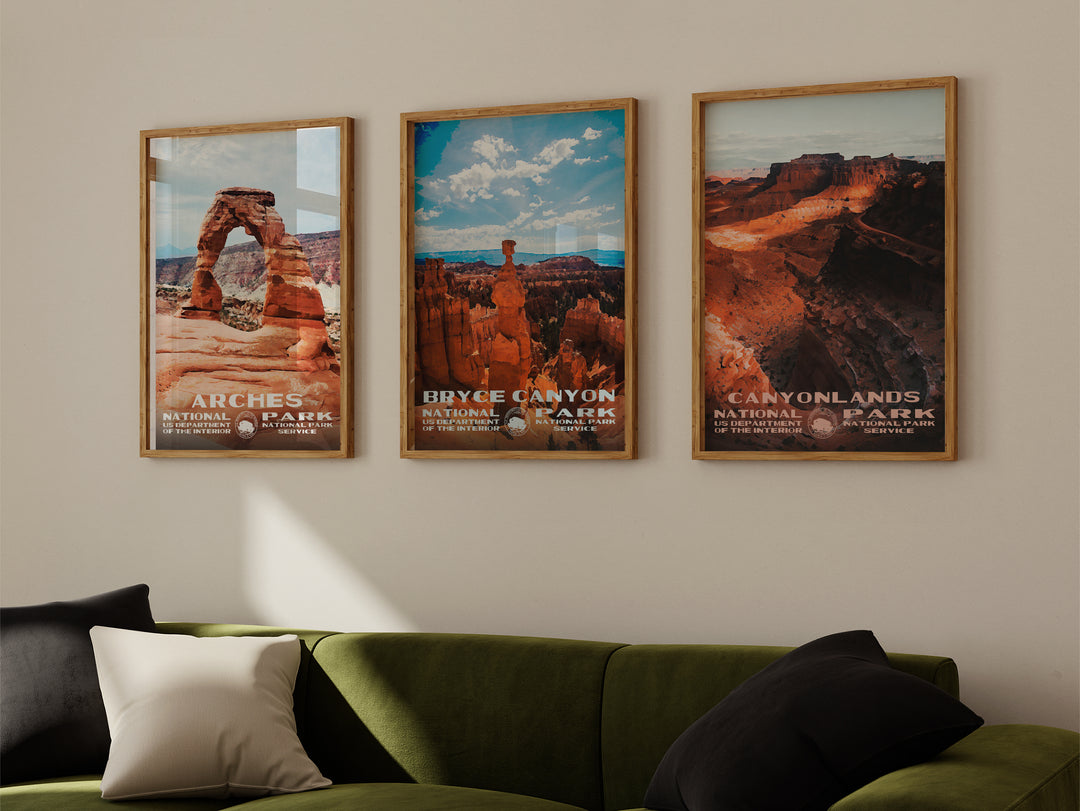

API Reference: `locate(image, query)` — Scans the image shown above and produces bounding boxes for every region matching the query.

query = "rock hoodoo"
[409,236,630,451]
[488,240,532,403]
[551,338,588,392]
[415,257,484,389]
[470,304,498,367]
[183,187,334,366]
[560,295,624,357]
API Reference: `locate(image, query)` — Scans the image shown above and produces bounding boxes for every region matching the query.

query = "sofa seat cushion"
[830,725,1080,811]
[0,776,244,810]
[0,779,588,810]
[227,782,587,809]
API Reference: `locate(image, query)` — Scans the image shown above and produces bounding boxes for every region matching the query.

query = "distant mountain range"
[415,248,625,268]
[709,154,945,185]
[156,243,198,259]
[155,231,342,312]
[899,154,945,163]
[155,230,343,260]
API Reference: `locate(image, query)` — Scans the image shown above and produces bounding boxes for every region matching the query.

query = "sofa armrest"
[830,725,1079,810]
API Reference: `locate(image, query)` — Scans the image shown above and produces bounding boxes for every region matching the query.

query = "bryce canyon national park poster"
[140,118,353,457]
[693,78,957,460]
[402,100,637,458]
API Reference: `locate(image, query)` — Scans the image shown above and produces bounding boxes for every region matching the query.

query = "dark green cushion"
[600,641,960,811]
[831,724,1080,810]
[229,782,587,809]
[304,632,623,809]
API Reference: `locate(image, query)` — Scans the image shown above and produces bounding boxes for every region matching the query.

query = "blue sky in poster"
[150,126,340,257]
[413,109,626,257]
[705,88,945,172]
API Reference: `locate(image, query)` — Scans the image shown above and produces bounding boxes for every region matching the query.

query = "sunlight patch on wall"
[243,485,416,632]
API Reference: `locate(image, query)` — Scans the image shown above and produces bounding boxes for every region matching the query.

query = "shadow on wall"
[243,484,418,633]
[233,466,646,641]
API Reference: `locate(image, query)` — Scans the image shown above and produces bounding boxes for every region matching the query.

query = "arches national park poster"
[140,118,353,457]
[402,100,637,458]
[693,78,957,460]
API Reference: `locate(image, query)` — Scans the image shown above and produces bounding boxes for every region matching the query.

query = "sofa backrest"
[305,632,624,810]
[157,625,959,811]
[598,643,960,811]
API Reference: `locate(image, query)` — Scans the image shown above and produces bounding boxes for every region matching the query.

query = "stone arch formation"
[182,187,335,364]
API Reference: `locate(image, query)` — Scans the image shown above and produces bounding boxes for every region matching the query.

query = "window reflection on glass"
[149,136,173,161]
[296,127,339,196]
[297,208,339,235]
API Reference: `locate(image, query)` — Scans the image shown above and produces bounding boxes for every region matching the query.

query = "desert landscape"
[702,152,948,453]
[412,240,626,452]
[156,230,342,351]
[152,188,343,452]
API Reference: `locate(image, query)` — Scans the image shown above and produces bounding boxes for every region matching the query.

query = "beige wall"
[1,0,1077,731]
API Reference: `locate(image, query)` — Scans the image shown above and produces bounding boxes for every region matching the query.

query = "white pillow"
[89,627,331,800]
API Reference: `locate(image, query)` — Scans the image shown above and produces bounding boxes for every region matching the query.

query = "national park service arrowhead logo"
[502,406,530,437]
[807,406,839,439]
[234,411,259,439]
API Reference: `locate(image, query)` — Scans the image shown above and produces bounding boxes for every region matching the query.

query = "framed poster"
[401,99,637,458]
[693,78,957,460]
[140,118,353,458]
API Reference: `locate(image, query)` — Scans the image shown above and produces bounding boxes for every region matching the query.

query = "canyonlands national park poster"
[141,118,352,457]
[402,100,637,458]
[694,79,956,460]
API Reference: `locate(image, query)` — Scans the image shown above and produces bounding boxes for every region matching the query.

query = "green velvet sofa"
[2,623,1077,810]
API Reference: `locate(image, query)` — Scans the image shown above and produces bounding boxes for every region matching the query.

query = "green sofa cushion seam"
[933,659,955,695]
[596,643,631,811]
[307,632,339,653]
[1004,750,1079,811]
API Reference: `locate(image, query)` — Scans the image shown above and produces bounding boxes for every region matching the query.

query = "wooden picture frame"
[140,117,353,458]
[693,78,957,460]
[401,99,637,459]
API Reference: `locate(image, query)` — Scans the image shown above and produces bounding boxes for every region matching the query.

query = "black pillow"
[644,630,983,811]
[0,584,156,784]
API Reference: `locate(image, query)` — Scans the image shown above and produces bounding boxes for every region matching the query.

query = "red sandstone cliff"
[701,155,948,452]
[710,154,920,228]
[560,296,625,356]
[702,314,778,409]
[415,257,484,389]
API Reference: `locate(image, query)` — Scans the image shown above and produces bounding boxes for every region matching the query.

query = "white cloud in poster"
[412,109,626,255]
